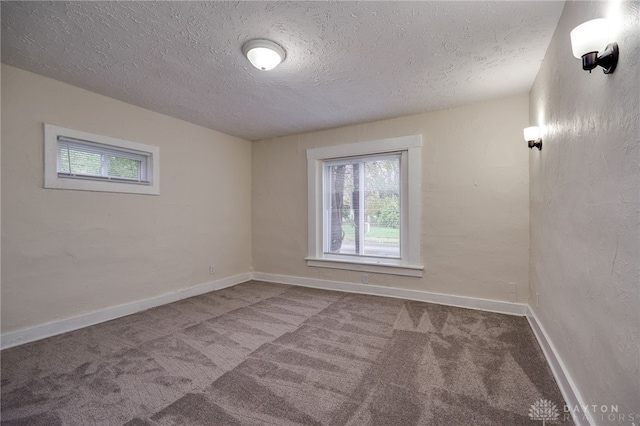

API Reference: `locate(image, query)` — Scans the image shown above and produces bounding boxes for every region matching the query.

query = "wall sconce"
[242,39,286,71]
[524,126,542,150]
[570,19,618,74]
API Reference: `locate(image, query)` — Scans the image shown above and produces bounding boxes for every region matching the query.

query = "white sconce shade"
[242,39,285,71]
[523,126,542,150]
[570,19,609,58]
[523,126,540,142]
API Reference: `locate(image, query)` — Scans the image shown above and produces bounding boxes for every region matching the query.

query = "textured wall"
[252,95,530,303]
[1,65,252,333]
[529,0,640,421]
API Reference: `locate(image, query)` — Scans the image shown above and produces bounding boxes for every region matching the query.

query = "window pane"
[325,155,401,259]
[364,158,400,257]
[67,148,102,176]
[58,148,70,174]
[108,156,141,180]
[327,163,356,255]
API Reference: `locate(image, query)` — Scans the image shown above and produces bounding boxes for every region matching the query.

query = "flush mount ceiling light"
[570,18,619,74]
[523,126,542,150]
[242,39,285,71]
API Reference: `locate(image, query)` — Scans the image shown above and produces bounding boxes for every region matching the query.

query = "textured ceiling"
[1,1,565,141]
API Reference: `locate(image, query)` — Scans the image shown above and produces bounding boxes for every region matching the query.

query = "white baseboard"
[252,272,527,316]
[526,307,593,426]
[0,273,252,350]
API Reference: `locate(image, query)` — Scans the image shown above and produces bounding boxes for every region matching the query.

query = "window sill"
[306,257,423,277]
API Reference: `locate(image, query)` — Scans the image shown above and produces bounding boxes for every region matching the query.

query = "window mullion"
[101,153,109,178]
[358,161,365,256]
[323,163,330,253]
[400,150,408,259]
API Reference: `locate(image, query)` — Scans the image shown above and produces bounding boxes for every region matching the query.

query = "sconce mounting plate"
[582,42,619,74]
[528,140,542,151]
[599,42,618,74]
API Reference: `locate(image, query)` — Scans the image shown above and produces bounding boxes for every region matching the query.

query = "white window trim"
[44,124,160,195]
[306,135,423,277]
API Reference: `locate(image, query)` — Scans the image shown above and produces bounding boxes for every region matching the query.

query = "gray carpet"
[1,280,572,425]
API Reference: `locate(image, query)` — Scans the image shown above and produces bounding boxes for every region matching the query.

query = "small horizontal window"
[57,137,151,184]
[44,124,160,195]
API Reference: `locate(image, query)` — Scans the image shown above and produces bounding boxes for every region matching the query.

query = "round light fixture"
[242,39,285,71]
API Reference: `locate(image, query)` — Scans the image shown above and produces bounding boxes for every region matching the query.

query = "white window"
[44,124,160,195]
[307,135,423,277]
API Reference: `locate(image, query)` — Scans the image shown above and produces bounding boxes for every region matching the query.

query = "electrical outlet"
[209,265,216,274]
[361,274,369,284]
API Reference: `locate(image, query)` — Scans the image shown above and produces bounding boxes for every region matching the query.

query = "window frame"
[44,124,160,195]
[306,135,423,277]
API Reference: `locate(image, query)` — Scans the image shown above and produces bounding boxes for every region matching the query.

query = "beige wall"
[529,0,639,420]
[1,65,252,333]
[252,95,530,302]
